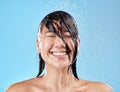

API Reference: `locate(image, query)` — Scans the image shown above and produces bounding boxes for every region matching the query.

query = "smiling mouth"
[52,52,67,56]
[50,51,68,57]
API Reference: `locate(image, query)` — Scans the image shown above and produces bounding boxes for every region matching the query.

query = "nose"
[54,36,65,48]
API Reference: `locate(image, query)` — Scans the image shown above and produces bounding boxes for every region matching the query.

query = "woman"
[6,11,113,92]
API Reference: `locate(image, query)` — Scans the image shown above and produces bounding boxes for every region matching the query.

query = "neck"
[42,64,77,91]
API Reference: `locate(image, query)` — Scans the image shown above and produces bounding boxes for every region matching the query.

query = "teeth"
[52,52,66,56]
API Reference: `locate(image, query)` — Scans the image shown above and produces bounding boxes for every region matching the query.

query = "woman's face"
[38,24,79,69]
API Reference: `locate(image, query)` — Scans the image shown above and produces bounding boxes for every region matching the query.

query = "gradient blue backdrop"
[0,0,120,92]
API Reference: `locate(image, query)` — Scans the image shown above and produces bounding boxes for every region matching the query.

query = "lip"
[50,51,68,59]
[52,52,66,55]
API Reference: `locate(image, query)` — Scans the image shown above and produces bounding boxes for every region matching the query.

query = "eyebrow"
[45,30,70,35]
[62,31,70,35]
[45,31,56,35]
[45,31,54,34]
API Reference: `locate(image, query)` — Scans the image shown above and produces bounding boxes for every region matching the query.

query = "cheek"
[41,39,53,52]
[66,40,75,61]
[66,39,75,51]
[40,39,53,62]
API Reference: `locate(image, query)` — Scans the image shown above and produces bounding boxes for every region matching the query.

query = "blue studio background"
[0,0,120,92]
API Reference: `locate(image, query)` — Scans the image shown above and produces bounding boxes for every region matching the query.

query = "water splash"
[45,0,88,68]
[45,0,87,31]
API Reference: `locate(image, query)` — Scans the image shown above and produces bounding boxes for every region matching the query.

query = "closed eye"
[45,32,56,37]
[63,32,72,38]
[63,35,72,38]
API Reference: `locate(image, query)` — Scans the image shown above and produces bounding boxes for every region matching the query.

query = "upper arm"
[99,82,114,92]
[87,82,114,92]
[104,84,114,92]
[6,83,27,92]
[6,84,17,92]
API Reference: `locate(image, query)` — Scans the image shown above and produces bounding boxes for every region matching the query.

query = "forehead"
[41,21,70,34]
[52,20,67,30]
[41,25,70,35]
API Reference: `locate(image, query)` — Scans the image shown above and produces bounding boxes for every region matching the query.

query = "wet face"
[38,24,78,69]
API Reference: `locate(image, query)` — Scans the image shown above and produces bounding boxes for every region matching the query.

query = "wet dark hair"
[37,11,79,79]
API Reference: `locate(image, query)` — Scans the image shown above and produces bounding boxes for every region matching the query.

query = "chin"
[55,62,70,69]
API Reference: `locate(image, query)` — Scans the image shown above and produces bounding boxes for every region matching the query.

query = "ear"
[77,38,80,54]
[36,38,41,54]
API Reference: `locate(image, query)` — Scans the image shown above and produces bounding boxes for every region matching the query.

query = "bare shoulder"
[6,78,40,92]
[86,81,114,92]
[93,82,113,92]
[6,82,26,92]
[78,79,114,92]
